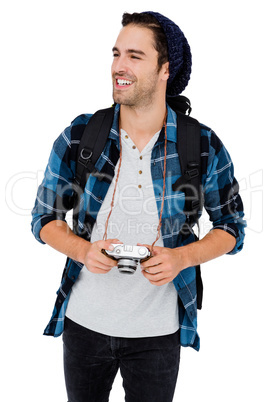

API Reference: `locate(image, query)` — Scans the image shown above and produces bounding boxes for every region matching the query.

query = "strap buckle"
[184,168,199,180]
[80,148,93,161]
[77,148,93,169]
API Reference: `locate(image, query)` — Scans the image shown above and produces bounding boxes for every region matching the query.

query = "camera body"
[102,244,151,274]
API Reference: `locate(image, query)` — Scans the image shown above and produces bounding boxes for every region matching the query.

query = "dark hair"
[121,12,168,71]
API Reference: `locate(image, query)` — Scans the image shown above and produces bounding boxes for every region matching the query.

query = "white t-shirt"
[66,130,179,337]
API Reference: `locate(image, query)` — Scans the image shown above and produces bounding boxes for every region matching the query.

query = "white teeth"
[117,79,132,86]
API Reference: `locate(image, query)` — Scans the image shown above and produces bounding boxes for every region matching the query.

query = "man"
[31,11,246,402]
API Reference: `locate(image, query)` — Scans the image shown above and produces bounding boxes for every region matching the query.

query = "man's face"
[111,24,167,108]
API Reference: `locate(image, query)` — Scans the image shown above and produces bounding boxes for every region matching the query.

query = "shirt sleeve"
[202,127,246,254]
[31,124,77,244]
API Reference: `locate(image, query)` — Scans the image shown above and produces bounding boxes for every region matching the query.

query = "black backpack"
[73,95,203,309]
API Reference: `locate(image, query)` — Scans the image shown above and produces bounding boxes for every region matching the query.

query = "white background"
[1,0,267,401]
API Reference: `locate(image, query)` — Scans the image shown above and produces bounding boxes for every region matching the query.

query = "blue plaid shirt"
[31,104,246,351]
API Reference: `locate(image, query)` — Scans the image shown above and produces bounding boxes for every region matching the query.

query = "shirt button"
[139,170,142,174]
[132,145,136,149]
[125,135,128,139]
[140,156,143,160]
[138,184,142,188]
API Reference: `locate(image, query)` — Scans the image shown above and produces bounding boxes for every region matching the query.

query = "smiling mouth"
[116,78,134,88]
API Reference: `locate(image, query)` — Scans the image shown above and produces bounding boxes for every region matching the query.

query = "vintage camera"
[102,244,151,274]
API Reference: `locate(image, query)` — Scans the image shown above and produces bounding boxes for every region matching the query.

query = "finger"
[142,271,162,281]
[142,270,170,285]
[85,259,116,271]
[138,243,162,250]
[98,252,118,267]
[141,256,162,269]
[97,238,121,249]
[85,257,116,272]
[137,243,151,249]
[109,238,123,244]
[142,269,165,279]
[85,246,117,268]
[88,265,113,274]
[96,240,115,252]
[149,278,171,286]
[137,243,155,255]
[141,265,162,275]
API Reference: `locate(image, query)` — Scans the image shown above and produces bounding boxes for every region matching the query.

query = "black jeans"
[63,317,181,402]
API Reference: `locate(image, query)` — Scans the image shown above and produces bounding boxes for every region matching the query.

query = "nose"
[112,54,128,75]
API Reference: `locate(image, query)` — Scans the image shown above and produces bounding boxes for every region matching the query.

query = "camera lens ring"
[117,258,138,274]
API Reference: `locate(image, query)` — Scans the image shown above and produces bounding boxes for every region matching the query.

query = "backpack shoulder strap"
[172,111,203,310]
[172,112,202,223]
[74,106,115,190]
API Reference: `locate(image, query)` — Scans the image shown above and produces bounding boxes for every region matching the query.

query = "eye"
[113,53,119,58]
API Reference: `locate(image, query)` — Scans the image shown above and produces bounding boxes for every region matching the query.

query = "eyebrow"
[112,47,146,56]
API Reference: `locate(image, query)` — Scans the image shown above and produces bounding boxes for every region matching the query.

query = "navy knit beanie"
[142,11,192,96]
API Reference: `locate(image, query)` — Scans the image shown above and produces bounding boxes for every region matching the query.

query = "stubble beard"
[112,70,160,110]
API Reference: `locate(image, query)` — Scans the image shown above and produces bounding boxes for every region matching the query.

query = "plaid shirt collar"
[108,104,178,146]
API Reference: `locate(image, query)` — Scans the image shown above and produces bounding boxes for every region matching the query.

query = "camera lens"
[117,259,138,274]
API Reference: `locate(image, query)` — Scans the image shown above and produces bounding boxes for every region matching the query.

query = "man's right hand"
[84,239,122,274]
[40,221,122,274]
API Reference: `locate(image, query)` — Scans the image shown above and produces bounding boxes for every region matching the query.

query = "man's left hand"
[139,244,187,286]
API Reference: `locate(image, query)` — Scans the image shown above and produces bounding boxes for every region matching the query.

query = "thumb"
[137,243,157,256]
[103,238,123,250]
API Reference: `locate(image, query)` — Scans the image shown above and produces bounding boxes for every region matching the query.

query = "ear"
[160,62,169,82]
